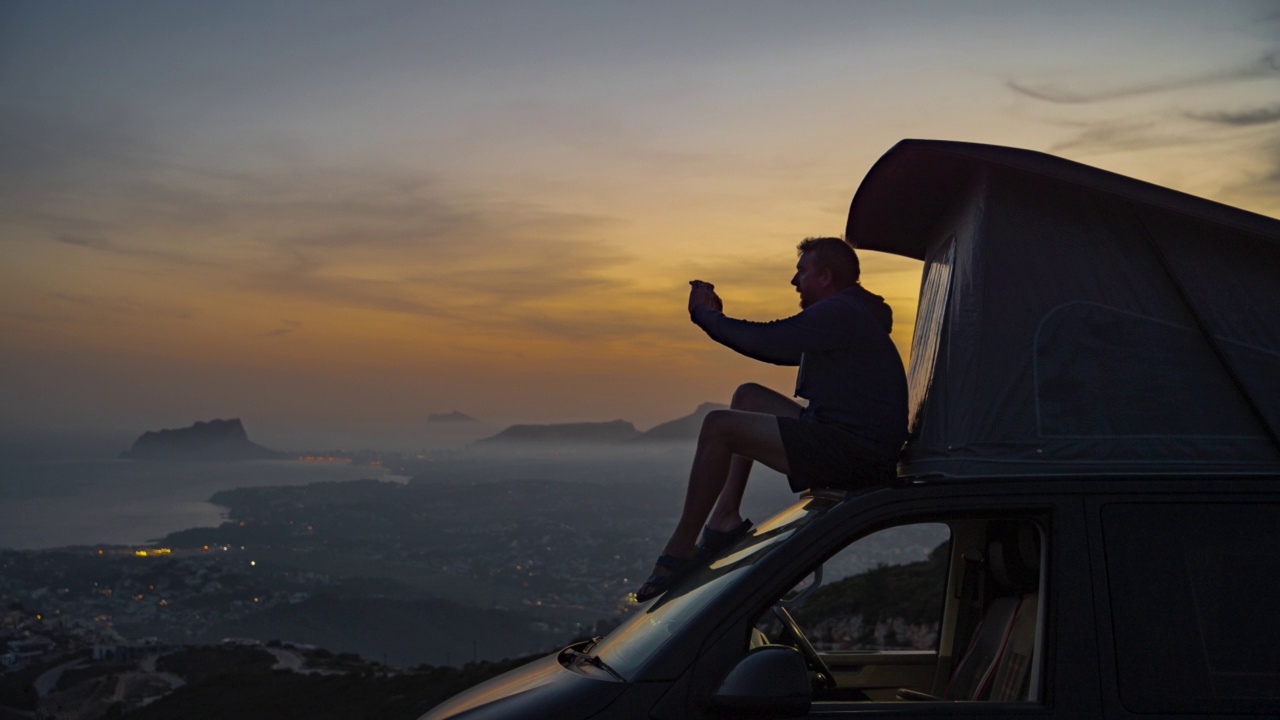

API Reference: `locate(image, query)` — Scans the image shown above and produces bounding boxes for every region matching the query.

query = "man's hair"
[797,236,860,288]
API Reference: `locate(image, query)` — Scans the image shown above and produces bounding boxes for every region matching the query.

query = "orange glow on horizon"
[4,3,1272,444]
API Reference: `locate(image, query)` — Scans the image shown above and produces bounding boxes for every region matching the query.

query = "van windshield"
[591,495,837,679]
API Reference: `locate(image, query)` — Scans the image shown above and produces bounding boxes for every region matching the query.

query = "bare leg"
[635,384,802,599]
[662,409,790,556]
[707,383,804,533]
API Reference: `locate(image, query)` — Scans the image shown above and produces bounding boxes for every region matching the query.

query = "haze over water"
[0,459,406,550]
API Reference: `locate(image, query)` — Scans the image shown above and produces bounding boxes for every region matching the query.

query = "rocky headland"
[120,419,285,461]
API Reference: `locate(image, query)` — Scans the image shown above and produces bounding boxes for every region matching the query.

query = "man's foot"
[632,553,695,602]
[697,518,753,558]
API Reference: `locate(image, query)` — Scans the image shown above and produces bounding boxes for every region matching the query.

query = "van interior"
[751,515,1047,704]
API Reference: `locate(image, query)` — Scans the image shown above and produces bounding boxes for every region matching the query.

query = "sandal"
[697,518,753,558]
[633,553,694,602]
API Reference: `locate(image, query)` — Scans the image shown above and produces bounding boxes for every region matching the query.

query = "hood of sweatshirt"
[845,284,894,334]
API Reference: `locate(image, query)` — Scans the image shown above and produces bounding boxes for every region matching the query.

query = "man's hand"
[689,280,723,314]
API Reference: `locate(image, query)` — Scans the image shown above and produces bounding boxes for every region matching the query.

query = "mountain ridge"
[634,402,727,442]
[475,403,726,446]
[474,419,639,445]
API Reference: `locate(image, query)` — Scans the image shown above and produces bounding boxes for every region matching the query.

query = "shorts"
[777,416,897,493]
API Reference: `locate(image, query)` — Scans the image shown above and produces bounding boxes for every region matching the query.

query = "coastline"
[0,458,406,551]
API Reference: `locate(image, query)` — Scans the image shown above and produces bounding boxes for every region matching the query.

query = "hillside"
[792,542,950,651]
[634,402,726,442]
[474,419,639,445]
[62,644,554,720]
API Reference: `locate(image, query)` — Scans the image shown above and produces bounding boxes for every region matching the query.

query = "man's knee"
[731,382,801,418]
[697,408,789,469]
[700,409,760,450]
[731,382,771,410]
[699,409,734,440]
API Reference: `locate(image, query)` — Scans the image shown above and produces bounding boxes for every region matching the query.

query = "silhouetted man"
[634,236,907,601]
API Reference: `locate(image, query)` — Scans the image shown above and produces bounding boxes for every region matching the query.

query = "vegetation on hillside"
[790,541,950,650]
[127,645,549,720]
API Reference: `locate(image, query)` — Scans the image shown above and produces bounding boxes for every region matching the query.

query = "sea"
[0,459,407,550]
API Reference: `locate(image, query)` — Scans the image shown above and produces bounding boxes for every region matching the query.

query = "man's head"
[792,236,860,308]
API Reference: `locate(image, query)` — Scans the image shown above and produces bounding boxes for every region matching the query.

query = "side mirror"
[708,645,811,717]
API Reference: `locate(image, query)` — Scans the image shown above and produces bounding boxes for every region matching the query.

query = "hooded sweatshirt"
[690,284,908,459]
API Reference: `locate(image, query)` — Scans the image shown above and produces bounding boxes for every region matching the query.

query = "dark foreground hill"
[192,596,554,669]
[120,418,285,460]
[84,644,552,720]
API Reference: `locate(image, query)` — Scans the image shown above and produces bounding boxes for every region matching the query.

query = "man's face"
[791,251,831,309]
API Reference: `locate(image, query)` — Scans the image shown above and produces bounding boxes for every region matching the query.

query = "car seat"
[899,521,1041,702]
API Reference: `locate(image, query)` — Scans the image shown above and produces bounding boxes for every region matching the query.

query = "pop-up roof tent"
[847,140,1280,478]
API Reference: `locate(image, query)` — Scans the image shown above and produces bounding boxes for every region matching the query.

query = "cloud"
[1006,51,1280,104]
[43,291,197,323]
[263,320,302,338]
[1186,104,1280,126]
[692,254,795,288]
[0,102,639,342]
[1035,113,1280,216]
[1218,138,1280,212]
[53,233,221,267]
[54,235,111,251]
[1045,119,1202,154]
[238,198,630,330]
[1002,23,1280,212]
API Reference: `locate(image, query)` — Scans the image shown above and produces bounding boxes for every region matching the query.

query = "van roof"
[845,140,1280,479]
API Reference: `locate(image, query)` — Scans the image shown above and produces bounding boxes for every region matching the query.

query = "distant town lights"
[133,547,172,557]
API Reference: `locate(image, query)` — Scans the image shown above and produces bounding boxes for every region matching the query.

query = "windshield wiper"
[559,646,625,682]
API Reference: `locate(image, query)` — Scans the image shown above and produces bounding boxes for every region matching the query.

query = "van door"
[700,493,1104,719]
[1088,493,1280,718]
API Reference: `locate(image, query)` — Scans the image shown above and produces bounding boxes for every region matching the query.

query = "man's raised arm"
[690,300,842,366]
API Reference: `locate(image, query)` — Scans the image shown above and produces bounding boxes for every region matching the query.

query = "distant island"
[428,410,479,423]
[120,418,286,461]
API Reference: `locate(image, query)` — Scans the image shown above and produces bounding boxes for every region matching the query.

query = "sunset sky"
[3,1,1279,451]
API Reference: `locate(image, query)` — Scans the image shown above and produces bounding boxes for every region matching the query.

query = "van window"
[1035,304,1265,438]
[1102,503,1280,714]
[906,238,955,433]
[773,524,950,653]
[752,516,1045,704]
[595,495,831,680]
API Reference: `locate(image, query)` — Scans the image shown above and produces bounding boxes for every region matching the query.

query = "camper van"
[421,141,1280,719]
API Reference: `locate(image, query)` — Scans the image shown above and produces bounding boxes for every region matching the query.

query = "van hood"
[421,650,626,720]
